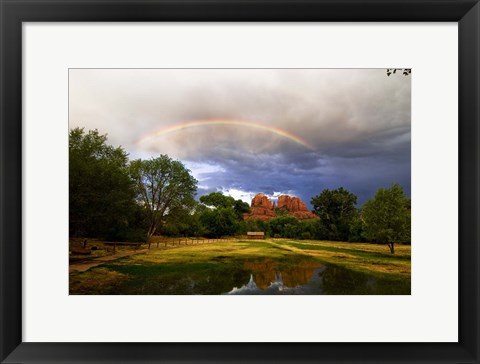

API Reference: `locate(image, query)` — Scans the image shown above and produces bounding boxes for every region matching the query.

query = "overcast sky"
[69,68,411,207]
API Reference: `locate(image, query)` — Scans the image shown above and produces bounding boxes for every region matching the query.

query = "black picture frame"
[1,1,479,363]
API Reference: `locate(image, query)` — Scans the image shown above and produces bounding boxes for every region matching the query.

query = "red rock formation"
[291,211,318,219]
[246,194,276,221]
[277,195,309,212]
[277,195,317,219]
[250,207,276,220]
[251,193,272,209]
[244,193,317,221]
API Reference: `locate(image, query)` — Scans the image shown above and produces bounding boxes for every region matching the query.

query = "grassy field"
[69,239,411,295]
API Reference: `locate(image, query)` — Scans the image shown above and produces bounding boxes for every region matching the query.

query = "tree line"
[70,128,410,253]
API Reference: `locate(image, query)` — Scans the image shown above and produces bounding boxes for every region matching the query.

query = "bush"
[105,227,147,242]
[301,232,312,240]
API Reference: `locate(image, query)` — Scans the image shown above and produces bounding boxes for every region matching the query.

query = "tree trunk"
[146,225,157,249]
[146,232,153,249]
[388,242,395,254]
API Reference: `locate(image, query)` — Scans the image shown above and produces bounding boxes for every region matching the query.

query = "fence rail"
[71,236,272,254]
[152,237,241,248]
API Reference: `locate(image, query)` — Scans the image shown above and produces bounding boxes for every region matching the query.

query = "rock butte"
[243,193,318,221]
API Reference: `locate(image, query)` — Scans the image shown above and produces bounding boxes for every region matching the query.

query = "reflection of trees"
[319,265,373,294]
[191,267,250,294]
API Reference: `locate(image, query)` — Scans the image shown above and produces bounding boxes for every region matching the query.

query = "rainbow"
[136,119,314,150]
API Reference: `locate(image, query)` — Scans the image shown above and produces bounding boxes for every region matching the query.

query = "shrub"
[301,232,312,240]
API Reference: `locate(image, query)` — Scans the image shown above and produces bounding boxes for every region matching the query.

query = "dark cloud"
[70,69,410,208]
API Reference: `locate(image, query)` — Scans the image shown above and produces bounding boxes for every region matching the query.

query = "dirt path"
[69,249,149,273]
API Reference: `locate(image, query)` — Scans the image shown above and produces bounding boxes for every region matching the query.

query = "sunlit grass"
[69,239,411,295]
[272,240,411,277]
[69,268,129,295]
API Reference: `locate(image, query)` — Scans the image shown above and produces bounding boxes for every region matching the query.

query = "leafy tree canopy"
[199,207,239,238]
[233,199,251,219]
[197,192,251,237]
[160,201,205,238]
[200,192,235,209]
[199,192,251,219]
[129,155,197,246]
[311,187,358,241]
[362,183,411,254]
[69,128,137,239]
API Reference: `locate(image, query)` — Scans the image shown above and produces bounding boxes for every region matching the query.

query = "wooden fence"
[152,238,240,248]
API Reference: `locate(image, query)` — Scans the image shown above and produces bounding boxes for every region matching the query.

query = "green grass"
[69,239,411,295]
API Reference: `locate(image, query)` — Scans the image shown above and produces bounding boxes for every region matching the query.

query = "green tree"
[198,192,251,237]
[199,192,250,218]
[233,199,251,219]
[160,200,204,237]
[347,213,366,243]
[298,219,319,240]
[199,192,235,209]
[69,128,137,239]
[268,215,300,238]
[199,207,239,238]
[311,187,358,241]
[362,184,411,254]
[129,155,197,247]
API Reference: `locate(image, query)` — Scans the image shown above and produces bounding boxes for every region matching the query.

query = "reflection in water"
[242,260,319,289]
[319,264,372,294]
[226,262,328,295]
[225,260,409,295]
[246,274,259,290]
[125,258,409,294]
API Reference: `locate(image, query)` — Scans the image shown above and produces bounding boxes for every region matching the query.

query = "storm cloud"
[69,69,411,207]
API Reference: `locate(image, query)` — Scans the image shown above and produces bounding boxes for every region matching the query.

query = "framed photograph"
[1,0,479,363]
[68,67,412,296]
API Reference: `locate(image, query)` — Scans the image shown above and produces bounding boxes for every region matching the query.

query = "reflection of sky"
[69,69,411,207]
